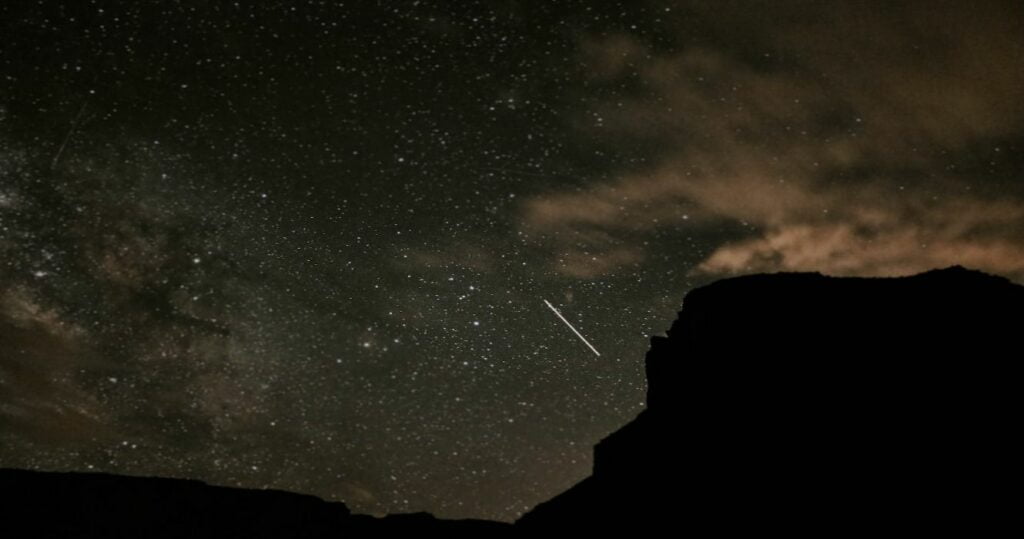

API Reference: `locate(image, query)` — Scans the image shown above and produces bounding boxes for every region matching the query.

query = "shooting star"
[543,299,601,356]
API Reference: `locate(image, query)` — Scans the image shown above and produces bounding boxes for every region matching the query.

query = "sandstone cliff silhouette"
[2,266,1019,535]
[517,266,1021,533]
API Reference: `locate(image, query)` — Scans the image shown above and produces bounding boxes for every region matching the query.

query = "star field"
[2,1,1023,521]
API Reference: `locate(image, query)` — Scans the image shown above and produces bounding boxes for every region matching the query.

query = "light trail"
[543,299,601,357]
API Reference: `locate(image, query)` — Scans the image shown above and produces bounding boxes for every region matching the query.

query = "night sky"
[2,1,1022,521]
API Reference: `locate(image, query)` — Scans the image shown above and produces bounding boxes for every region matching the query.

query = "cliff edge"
[518,266,1022,533]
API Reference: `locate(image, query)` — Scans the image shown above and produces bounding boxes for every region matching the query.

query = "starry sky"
[1,0,1022,522]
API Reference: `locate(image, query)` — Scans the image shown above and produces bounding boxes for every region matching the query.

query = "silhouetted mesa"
[3,267,1020,535]
[518,266,1022,533]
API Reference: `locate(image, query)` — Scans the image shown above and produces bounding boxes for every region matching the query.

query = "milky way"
[2,1,1022,521]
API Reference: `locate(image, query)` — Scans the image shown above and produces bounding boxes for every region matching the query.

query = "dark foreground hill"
[3,267,1020,536]
[0,468,512,538]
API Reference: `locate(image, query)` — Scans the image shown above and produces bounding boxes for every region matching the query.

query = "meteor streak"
[543,299,601,356]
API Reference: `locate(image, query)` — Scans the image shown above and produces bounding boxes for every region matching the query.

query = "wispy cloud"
[519,1,1024,281]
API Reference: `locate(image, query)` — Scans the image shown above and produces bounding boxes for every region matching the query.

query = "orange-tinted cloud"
[520,1,1024,281]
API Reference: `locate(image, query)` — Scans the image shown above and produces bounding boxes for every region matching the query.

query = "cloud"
[698,199,1024,278]
[0,133,275,450]
[557,244,645,279]
[519,1,1024,281]
[0,287,112,444]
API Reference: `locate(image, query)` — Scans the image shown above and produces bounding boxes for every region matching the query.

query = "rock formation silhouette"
[2,267,1019,536]
[517,266,1022,533]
